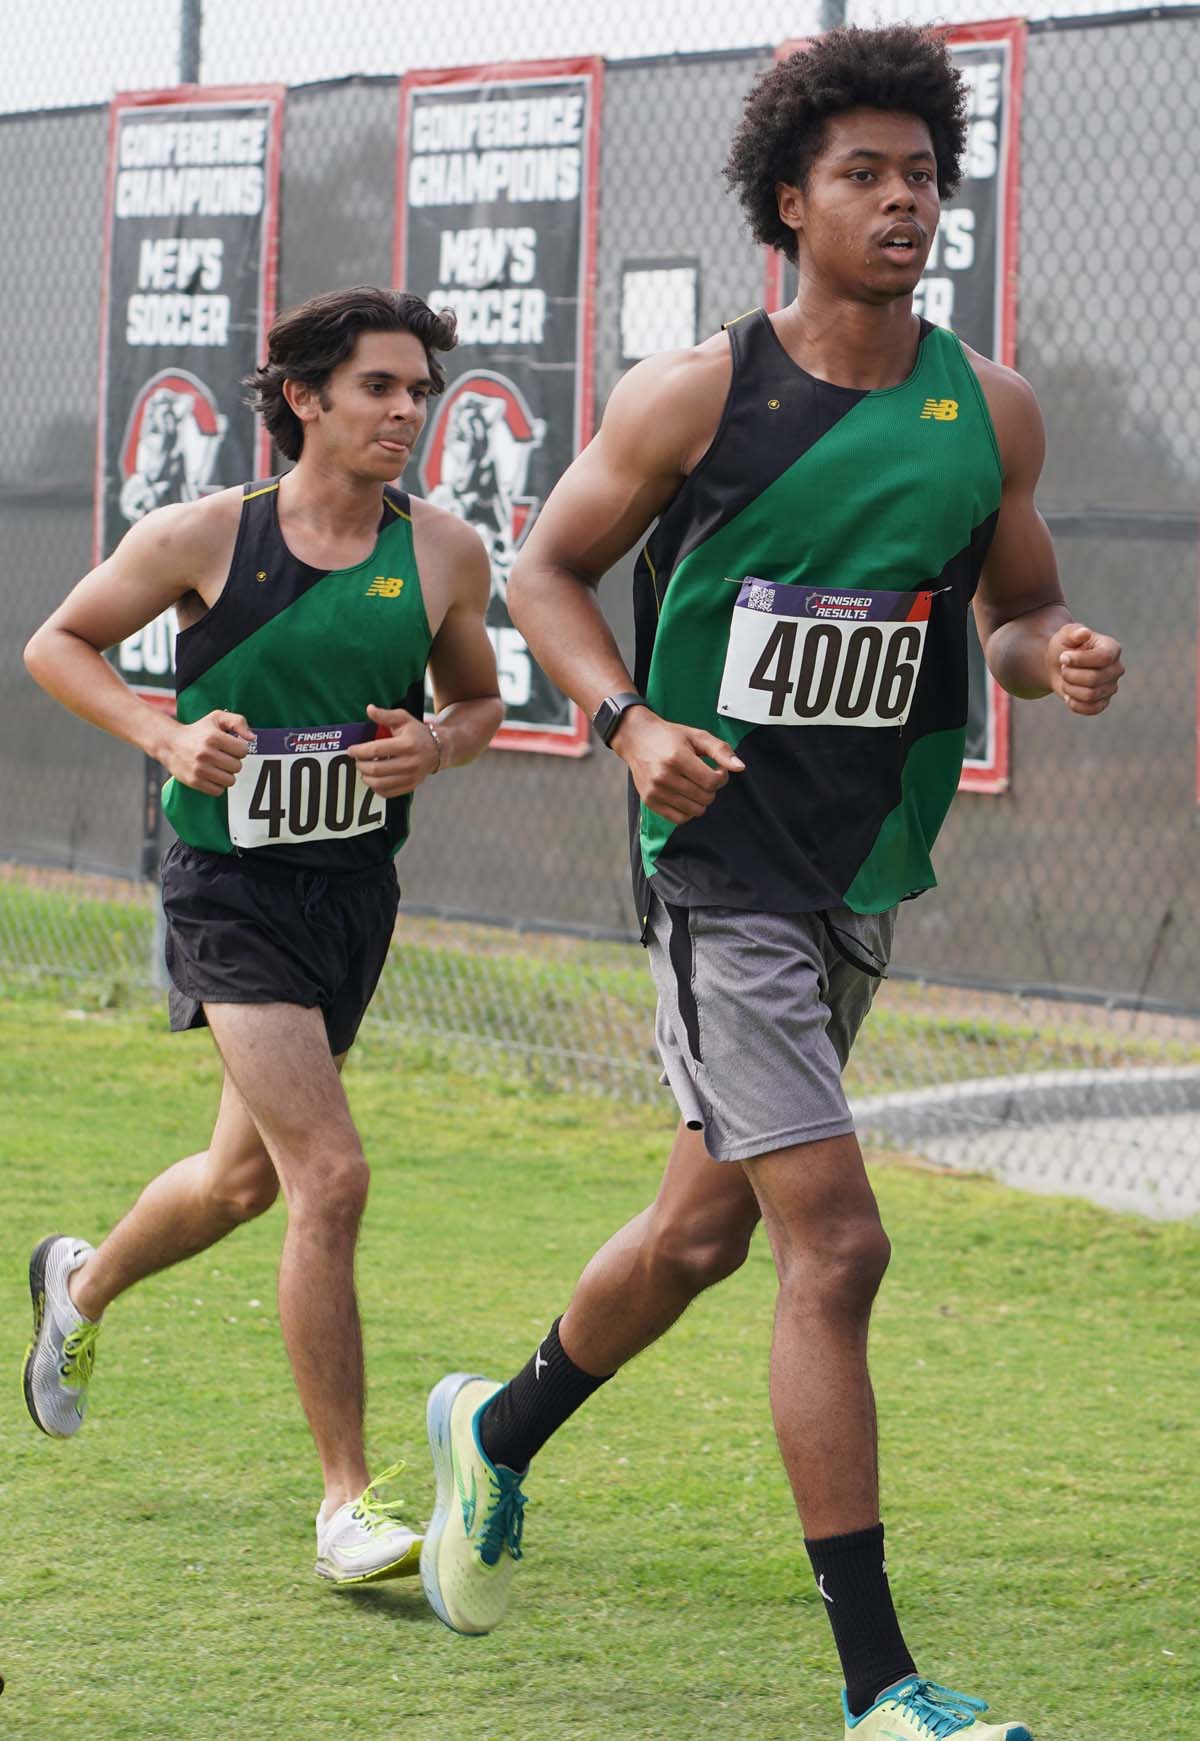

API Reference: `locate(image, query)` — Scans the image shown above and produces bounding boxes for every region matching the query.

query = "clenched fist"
[163,710,251,796]
[612,707,745,826]
[347,703,441,797]
[1048,622,1124,716]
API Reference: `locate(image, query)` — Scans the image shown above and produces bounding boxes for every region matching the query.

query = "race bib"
[227,723,386,849]
[718,579,933,729]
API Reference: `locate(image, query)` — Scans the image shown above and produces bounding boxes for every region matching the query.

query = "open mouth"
[879,227,922,258]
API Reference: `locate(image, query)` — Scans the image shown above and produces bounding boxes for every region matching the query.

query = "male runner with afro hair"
[420,29,1122,1739]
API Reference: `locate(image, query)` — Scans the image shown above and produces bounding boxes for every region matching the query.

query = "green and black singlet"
[630,308,1003,924]
[163,478,433,873]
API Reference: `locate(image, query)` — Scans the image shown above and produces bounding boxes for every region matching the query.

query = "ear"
[776,180,806,253]
[282,376,322,426]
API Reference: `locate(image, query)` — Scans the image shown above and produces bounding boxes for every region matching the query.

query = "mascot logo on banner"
[420,370,546,602]
[117,368,228,525]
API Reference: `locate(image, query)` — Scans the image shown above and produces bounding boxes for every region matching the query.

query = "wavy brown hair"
[245,286,457,460]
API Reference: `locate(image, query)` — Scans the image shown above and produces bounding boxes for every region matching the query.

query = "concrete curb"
[851,1065,1200,1145]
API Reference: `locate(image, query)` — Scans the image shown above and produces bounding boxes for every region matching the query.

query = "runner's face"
[778,109,941,304]
[308,330,434,477]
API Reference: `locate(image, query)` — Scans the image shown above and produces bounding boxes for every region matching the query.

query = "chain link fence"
[3,1,1199,1218]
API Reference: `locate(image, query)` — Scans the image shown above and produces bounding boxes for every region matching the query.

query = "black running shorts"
[160,839,400,1056]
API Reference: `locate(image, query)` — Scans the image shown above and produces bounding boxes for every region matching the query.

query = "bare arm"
[23,496,253,793]
[973,360,1124,714]
[507,347,744,824]
[349,513,502,796]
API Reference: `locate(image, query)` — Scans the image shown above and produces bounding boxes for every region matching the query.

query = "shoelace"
[887,1680,989,1738]
[351,1460,414,1536]
[477,1466,528,1567]
[60,1321,100,1386]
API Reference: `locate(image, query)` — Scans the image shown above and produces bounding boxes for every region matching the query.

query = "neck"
[775,276,921,392]
[281,451,390,534]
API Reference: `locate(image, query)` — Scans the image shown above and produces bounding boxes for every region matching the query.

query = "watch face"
[594,693,643,745]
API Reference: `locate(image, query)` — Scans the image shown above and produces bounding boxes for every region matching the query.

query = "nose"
[387,392,420,421]
[882,176,918,213]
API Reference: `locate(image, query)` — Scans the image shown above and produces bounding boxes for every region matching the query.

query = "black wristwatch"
[591,691,647,747]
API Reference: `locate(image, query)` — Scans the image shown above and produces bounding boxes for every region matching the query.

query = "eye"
[849,169,875,183]
[911,170,934,184]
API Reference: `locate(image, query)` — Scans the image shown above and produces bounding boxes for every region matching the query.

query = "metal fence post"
[179,0,202,84]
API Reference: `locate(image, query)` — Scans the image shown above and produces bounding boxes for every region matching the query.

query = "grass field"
[5,870,1200,1109]
[1,991,1196,1740]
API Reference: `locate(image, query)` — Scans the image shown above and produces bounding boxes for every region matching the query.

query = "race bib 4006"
[718,578,933,729]
[227,723,386,849]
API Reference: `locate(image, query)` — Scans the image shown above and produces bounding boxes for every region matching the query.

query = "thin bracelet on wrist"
[425,718,448,773]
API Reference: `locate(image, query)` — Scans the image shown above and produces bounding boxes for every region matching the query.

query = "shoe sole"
[420,1371,486,1635]
[314,1536,423,1585]
[22,1234,69,1438]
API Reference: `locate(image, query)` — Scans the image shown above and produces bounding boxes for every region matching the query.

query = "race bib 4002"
[227,723,386,849]
[718,579,933,728]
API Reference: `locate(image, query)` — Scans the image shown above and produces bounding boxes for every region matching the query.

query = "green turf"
[1,996,1195,1739]
[3,876,1197,1107]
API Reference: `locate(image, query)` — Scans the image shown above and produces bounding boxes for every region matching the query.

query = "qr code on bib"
[746,584,775,613]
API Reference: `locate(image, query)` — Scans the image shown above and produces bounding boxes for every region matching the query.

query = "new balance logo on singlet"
[920,398,959,421]
[366,576,405,598]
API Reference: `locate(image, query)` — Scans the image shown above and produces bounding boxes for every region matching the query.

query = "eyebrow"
[835,147,936,164]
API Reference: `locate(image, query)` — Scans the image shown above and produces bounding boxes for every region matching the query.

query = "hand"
[1047,622,1124,715]
[162,710,251,795]
[612,708,745,825]
[347,704,440,796]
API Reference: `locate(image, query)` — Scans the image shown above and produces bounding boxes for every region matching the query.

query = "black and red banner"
[767,20,1026,793]
[96,84,284,704]
[395,58,603,756]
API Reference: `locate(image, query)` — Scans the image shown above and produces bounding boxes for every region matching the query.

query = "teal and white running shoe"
[314,1461,423,1584]
[420,1373,528,1635]
[23,1234,100,1438]
[844,1676,1033,1740]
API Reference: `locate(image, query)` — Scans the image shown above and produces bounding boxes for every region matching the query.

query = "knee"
[208,1152,279,1224]
[783,1215,891,1316]
[645,1207,756,1297]
[286,1148,370,1227]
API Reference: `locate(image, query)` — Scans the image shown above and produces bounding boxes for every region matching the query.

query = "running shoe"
[314,1460,422,1584]
[420,1372,528,1635]
[23,1234,99,1438]
[844,1676,1033,1739]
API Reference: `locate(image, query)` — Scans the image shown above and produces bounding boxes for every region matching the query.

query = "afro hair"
[724,26,968,262]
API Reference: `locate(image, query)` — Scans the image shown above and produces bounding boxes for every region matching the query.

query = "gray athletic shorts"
[646,895,896,1163]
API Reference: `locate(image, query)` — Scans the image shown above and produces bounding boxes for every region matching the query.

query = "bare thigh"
[205,1044,349,1200]
[202,1003,361,1193]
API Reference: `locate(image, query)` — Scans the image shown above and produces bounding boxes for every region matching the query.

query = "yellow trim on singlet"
[721,307,760,330]
[642,543,661,616]
[242,481,280,502]
[384,495,411,521]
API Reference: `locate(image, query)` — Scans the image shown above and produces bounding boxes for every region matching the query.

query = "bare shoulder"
[114,485,243,581]
[409,495,491,609]
[601,332,733,472]
[960,344,1042,426]
[960,344,1045,478]
[606,333,732,423]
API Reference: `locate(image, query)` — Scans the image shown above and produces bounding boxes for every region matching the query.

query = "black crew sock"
[804,1523,917,1718]
[478,1317,612,1472]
